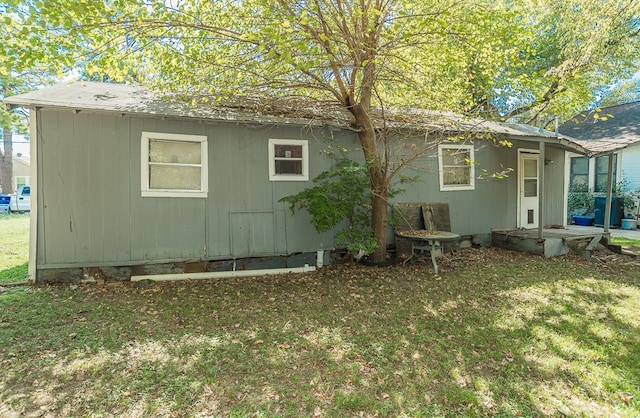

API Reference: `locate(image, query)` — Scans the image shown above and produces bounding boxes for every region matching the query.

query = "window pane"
[524,179,537,197]
[571,157,589,175]
[150,140,201,164]
[275,159,302,175]
[524,159,537,178]
[570,174,589,190]
[596,155,609,173]
[594,155,616,192]
[274,144,302,159]
[150,166,202,190]
[442,149,469,166]
[595,174,609,193]
[443,167,470,185]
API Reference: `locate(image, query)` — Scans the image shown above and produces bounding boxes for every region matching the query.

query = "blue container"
[0,195,9,213]
[573,215,595,226]
[594,196,624,227]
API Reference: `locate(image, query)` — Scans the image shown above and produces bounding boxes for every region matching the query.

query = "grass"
[0,213,29,284]
[1,248,639,417]
[611,236,640,251]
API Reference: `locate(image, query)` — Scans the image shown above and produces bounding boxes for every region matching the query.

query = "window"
[569,154,617,193]
[15,176,29,190]
[595,154,617,192]
[438,144,475,191]
[141,132,208,198]
[269,139,308,181]
[569,156,589,191]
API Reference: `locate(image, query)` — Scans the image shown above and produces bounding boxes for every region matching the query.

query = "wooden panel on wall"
[230,211,277,256]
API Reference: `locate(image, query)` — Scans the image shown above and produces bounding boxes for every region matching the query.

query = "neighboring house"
[12,153,30,192]
[5,82,595,283]
[559,101,640,212]
[0,153,30,193]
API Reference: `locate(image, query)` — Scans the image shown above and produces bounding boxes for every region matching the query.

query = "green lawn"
[1,248,639,417]
[611,236,640,251]
[0,213,29,284]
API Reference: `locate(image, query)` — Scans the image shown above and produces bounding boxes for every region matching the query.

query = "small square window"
[141,132,208,197]
[269,139,309,181]
[438,144,475,191]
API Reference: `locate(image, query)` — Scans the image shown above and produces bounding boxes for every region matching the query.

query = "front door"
[519,151,539,229]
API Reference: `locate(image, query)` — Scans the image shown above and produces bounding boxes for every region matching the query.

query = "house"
[11,153,30,191]
[559,101,640,217]
[0,153,30,193]
[5,81,599,283]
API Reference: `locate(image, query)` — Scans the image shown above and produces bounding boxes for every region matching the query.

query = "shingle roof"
[559,101,640,153]
[5,81,594,155]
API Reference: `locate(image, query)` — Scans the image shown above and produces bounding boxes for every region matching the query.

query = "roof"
[13,154,30,165]
[5,81,593,155]
[559,101,640,154]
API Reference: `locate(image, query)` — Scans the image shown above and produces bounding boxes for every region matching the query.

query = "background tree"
[460,0,640,125]
[0,75,30,194]
[600,76,640,107]
[4,0,639,261]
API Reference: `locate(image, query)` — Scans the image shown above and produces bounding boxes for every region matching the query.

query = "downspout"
[603,152,614,233]
[538,141,545,240]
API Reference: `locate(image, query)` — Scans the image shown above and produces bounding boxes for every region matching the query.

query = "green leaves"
[279,151,377,256]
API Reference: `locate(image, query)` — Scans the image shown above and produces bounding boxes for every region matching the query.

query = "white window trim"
[268,138,309,181]
[141,132,208,198]
[438,143,475,191]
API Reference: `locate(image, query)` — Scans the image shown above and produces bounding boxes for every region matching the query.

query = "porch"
[491,226,624,259]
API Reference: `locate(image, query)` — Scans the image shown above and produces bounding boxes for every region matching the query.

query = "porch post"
[538,141,545,240]
[28,108,38,283]
[603,152,614,233]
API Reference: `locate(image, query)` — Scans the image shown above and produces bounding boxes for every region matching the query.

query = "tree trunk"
[0,127,13,194]
[350,103,389,263]
[370,183,389,263]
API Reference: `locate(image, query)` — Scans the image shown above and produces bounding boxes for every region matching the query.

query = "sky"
[4,134,30,156]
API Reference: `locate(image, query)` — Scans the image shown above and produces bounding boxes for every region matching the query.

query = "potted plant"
[568,184,595,226]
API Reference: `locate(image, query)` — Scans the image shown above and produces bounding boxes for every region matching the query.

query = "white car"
[9,185,31,213]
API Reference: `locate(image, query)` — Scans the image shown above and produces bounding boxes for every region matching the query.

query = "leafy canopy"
[3,0,638,122]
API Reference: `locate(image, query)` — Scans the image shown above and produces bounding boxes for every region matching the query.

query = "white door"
[519,152,539,229]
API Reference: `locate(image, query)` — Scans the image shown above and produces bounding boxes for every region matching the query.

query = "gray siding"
[398,141,516,235]
[35,108,570,268]
[36,109,345,268]
[542,146,567,226]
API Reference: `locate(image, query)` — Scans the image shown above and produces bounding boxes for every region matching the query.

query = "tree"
[0,75,30,194]
[480,0,640,124]
[600,76,640,107]
[4,0,640,261]
[6,0,505,262]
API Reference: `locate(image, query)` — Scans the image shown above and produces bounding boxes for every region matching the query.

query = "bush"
[280,157,378,257]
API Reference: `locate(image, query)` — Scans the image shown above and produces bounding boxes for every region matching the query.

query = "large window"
[569,154,617,192]
[438,144,475,191]
[268,139,309,181]
[569,156,589,191]
[141,132,208,198]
